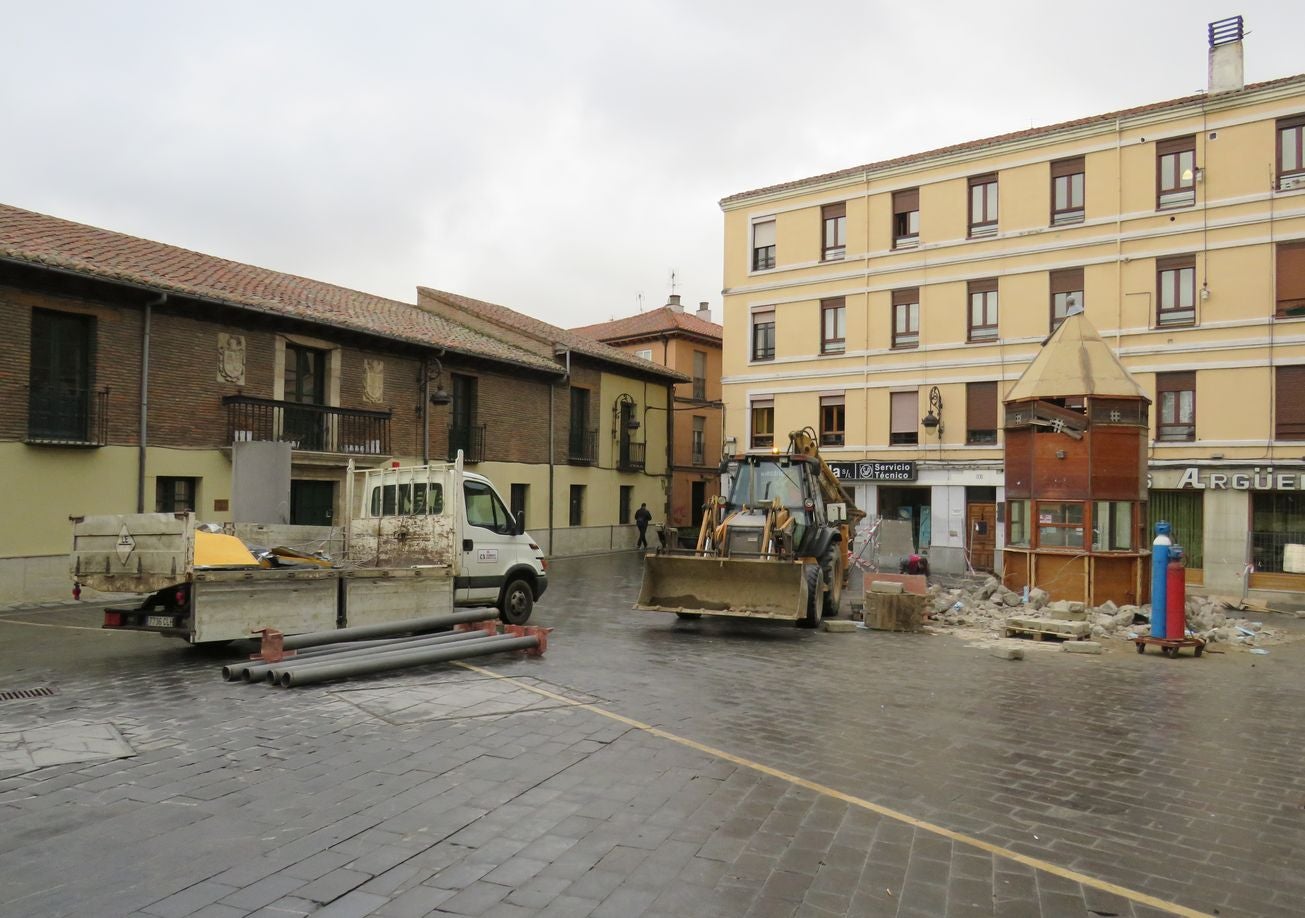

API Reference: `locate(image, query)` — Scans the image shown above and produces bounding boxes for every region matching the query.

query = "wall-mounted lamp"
[920,386,944,438]
[427,357,452,406]
[1200,282,1211,301]
[614,393,640,432]
[723,436,737,456]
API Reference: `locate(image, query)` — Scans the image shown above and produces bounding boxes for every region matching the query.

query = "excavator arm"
[787,428,866,528]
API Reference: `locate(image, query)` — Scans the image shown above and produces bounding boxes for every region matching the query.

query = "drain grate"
[0,687,56,702]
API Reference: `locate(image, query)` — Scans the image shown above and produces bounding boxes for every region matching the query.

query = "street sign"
[827,461,917,482]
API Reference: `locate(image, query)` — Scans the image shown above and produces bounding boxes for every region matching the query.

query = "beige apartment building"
[719,22,1305,600]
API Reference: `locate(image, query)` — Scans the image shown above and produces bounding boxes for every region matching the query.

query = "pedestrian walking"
[634,502,653,549]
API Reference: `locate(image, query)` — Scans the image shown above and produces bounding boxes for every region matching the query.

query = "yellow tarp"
[194,530,260,568]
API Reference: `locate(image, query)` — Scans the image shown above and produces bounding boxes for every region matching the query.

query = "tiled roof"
[419,287,690,382]
[722,73,1305,205]
[1005,312,1148,402]
[571,306,722,344]
[0,203,562,374]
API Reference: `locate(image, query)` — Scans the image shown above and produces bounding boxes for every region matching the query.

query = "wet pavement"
[1,552,1303,917]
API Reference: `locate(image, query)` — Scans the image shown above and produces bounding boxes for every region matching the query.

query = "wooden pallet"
[1003,623,1088,642]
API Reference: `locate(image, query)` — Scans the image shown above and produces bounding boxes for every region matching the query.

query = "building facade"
[573,295,724,537]
[0,204,681,602]
[718,31,1305,601]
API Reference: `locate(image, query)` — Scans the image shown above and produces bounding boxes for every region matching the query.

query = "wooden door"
[967,502,997,572]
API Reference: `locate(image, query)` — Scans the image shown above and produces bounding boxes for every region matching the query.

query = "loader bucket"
[635,554,808,621]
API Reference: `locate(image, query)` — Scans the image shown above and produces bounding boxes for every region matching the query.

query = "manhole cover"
[0,687,56,702]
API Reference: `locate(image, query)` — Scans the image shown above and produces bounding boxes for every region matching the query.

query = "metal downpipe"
[277,608,498,650]
[278,634,538,688]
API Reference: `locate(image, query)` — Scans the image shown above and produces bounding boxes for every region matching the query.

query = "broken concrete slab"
[1063,641,1103,654]
[822,619,858,633]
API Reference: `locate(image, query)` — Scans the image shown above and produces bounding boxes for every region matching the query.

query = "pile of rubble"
[924,576,1285,649]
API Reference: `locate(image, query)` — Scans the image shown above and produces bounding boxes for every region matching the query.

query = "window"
[634,347,653,361]
[821,203,846,261]
[156,477,197,513]
[1276,365,1305,440]
[569,387,593,462]
[1156,372,1195,441]
[465,479,514,534]
[1092,501,1134,551]
[891,288,919,348]
[692,416,706,466]
[752,220,776,271]
[968,279,998,341]
[1278,115,1305,189]
[1157,136,1196,208]
[1037,501,1085,549]
[751,399,774,449]
[1156,256,1196,326]
[893,188,919,248]
[751,309,775,361]
[1051,157,1085,225]
[820,297,845,355]
[569,484,585,527]
[1050,267,1084,332]
[966,382,998,445]
[890,391,917,445]
[1008,499,1030,547]
[968,174,998,237]
[692,350,707,400]
[370,482,444,516]
[619,485,633,525]
[1250,491,1305,574]
[820,395,845,447]
[1150,490,1203,568]
[450,373,481,461]
[28,308,96,442]
[510,483,527,531]
[1277,241,1305,318]
[283,343,327,451]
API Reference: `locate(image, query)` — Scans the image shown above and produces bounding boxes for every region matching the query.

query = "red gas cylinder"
[1166,551,1186,640]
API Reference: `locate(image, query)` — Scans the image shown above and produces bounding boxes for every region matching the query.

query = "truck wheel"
[798,564,821,628]
[498,578,533,625]
[819,544,840,619]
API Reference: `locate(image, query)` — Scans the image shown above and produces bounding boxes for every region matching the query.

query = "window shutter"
[1050,267,1084,294]
[1156,371,1195,395]
[1157,136,1195,155]
[1277,242,1305,316]
[753,220,776,247]
[967,382,998,431]
[1051,156,1084,178]
[822,202,845,219]
[1276,366,1305,439]
[892,189,919,214]
[892,287,919,306]
[890,391,917,434]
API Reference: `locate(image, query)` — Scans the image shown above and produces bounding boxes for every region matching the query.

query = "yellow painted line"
[0,619,123,633]
[456,661,1211,918]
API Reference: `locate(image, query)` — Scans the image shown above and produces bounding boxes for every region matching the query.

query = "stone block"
[868,580,904,595]
[866,592,926,632]
[993,647,1025,660]
[1062,641,1103,654]
[822,619,858,632]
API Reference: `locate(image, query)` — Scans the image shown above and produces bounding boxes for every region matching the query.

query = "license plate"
[147,615,176,628]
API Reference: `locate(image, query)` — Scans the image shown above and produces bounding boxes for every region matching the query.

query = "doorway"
[878,486,931,554]
[291,480,335,526]
[966,486,998,572]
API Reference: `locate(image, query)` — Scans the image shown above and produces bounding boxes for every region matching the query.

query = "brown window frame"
[966,381,998,445]
[821,203,846,261]
[1275,366,1305,440]
[820,297,845,355]
[751,399,775,449]
[751,310,775,361]
[889,391,918,446]
[1278,115,1305,189]
[967,278,998,341]
[1049,267,1084,332]
[1156,371,1195,442]
[968,174,998,237]
[752,220,776,271]
[819,395,845,448]
[892,188,920,248]
[692,350,707,400]
[1277,241,1305,318]
[1050,157,1085,225]
[1157,136,1197,209]
[891,288,919,349]
[1156,255,1196,327]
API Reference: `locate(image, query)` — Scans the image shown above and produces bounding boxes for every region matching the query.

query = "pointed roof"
[1005,312,1148,402]
[572,306,722,345]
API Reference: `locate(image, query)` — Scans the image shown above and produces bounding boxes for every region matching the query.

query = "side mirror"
[514,510,525,536]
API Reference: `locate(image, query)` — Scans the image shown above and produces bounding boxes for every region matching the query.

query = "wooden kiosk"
[1001,313,1151,606]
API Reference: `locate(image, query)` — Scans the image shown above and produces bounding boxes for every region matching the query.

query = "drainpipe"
[551,348,571,554]
[138,293,167,512]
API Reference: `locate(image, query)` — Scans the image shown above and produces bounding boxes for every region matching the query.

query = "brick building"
[0,203,682,602]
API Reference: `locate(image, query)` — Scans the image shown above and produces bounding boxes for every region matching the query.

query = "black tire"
[797,564,821,629]
[498,578,534,625]
[818,541,840,619]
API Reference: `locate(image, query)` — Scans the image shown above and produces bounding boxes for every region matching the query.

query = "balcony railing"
[25,385,109,447]
[449,424,485,463]
[224,395,390,455]
[569,428,597,464]
[618,440,645,471]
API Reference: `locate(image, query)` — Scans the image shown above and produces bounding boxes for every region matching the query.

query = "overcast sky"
[3,1,1303,329]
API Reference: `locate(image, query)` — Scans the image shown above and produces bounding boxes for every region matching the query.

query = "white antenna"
[636,292,644,313]
[670,270,678,295]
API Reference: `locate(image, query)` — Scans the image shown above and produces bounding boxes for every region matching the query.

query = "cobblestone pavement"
[1,553,1303,918]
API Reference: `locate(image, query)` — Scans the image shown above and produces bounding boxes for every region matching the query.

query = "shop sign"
[827,461,917,482]
[1176,467,1305,491]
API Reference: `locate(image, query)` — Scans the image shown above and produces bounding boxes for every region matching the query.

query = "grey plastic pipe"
[277,608,499,650]
[277,634,538,688]
[264,632,516,685]
[233,630,488,683]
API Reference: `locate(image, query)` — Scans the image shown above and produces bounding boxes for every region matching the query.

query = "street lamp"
[921,386,944,438]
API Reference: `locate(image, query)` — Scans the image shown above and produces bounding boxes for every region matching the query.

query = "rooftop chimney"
[697,301,711,321]
[666,293,683,312]
[1207,15,1245,94]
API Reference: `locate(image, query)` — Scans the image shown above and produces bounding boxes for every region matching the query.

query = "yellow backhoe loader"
[635,428,864,627]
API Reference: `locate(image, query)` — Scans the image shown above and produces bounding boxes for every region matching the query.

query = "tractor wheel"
[798,563,821,629]
[819,542,841,619]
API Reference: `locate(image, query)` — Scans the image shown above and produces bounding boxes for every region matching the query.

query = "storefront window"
[1250,492,1305,574]
[1008,499,1030,547]
[1150,490,1202,567]
[1092,501,1133,551]
[1037,501,1085,549]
